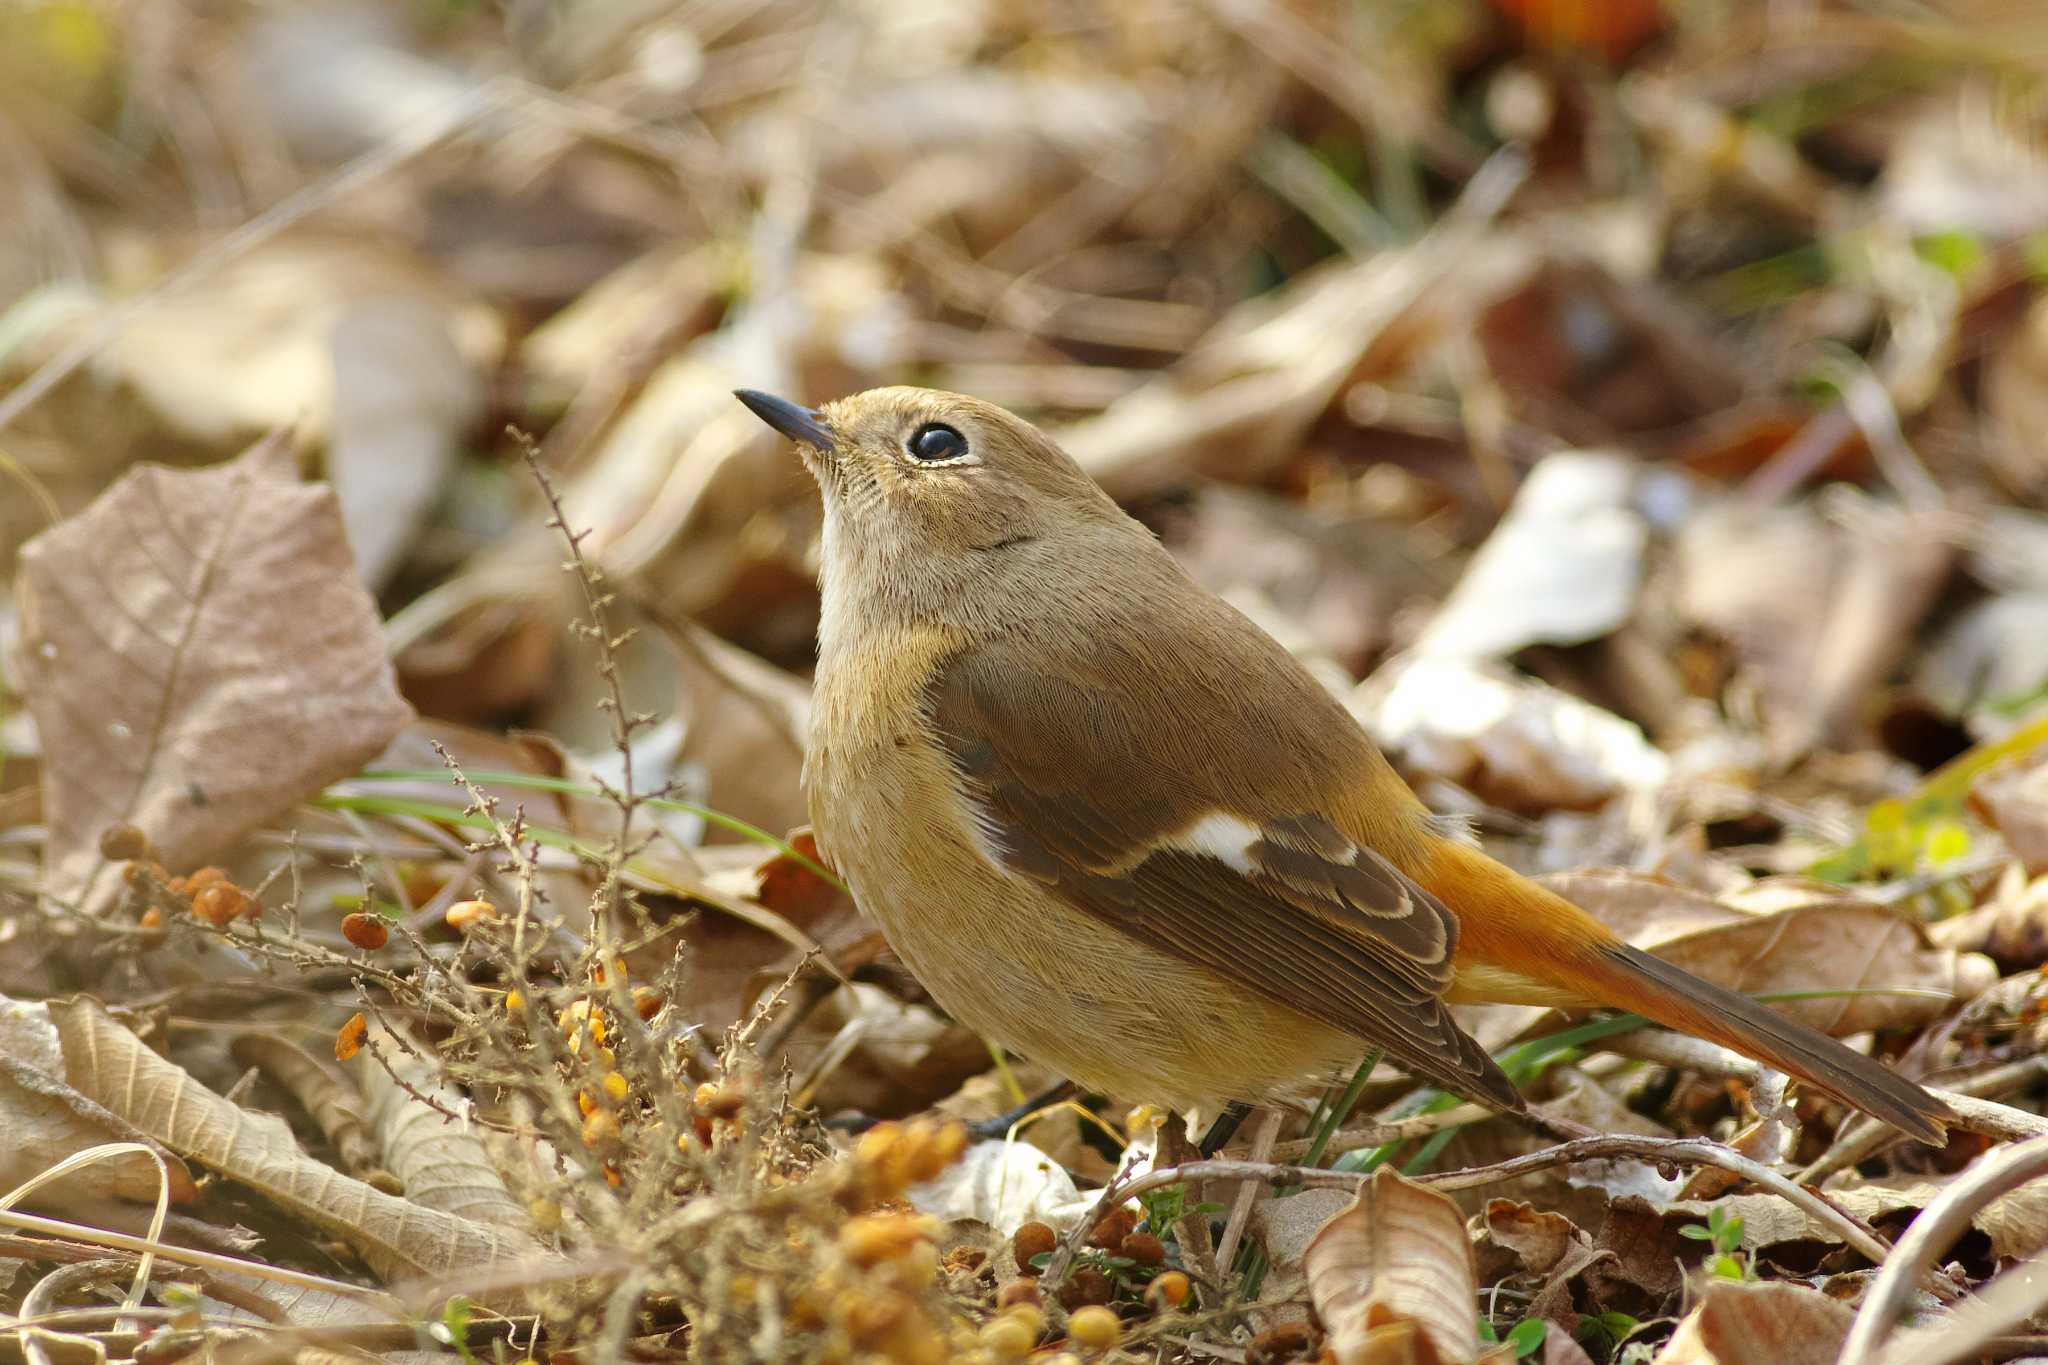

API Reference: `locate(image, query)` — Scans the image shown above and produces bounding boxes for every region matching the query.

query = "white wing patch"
[1167,811,1262,874]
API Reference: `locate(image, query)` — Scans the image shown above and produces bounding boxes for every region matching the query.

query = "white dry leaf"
[1415,451,1646,660]
[1304,1166,1508,1365]
[1877,92,2048,241]
[48,997,552,1296]
[16,435,413,911]
[904,1138,1093,1236]
[328,296,484,591]
[1356,655,1668,810]
[1652,1278,1853,1365]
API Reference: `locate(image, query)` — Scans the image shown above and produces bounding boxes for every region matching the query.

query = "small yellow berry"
[444,899,496,929]
[839,1212,940,1267]
[504,989,525,1013]
[1066,1305,1120,1351]
[602,1071,630,1103]
[979,1314,1037,1358]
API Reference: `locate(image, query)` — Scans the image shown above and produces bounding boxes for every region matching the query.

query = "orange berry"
[137,906,163,931]
[341,912,388,950]
[996,1280,1043,1311]
[1088,1207,1135,1252]
[601,1071,630,1103]
[335,1013,368,1061]
[1146,1270,1190,1311]
[1013,1221,1056,1274]
[631,986,663,1020]
[192,883,248,926]
[581,1108,617,1147]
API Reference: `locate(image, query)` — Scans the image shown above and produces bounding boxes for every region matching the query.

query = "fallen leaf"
[48,996,548,1293]
[358,1024,530,1234]
[1669,1171,2048,1261]
[1928,864,2048,970]
[1674,495,1956,759]
[0,993,196,1209]
[1356,655,1669,810]
[1973,752,2048,876]
[903,1137,1094,1236]
[327,295,484,592]
[1305,1166,1508,1365]
[16,435,414,911]
[1652,1279,1852,1365]
[1414,450,1647,661]
[1479,1200,1589,1279]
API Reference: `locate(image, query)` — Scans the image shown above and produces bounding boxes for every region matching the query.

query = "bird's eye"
[906,423,969,463]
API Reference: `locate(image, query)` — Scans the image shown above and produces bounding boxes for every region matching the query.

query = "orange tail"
[1415,840,1953,1146]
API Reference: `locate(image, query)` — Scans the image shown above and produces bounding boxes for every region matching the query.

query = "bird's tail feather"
[1417,840,1953,1145]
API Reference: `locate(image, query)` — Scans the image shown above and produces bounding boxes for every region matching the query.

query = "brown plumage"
[735,385,1954,1145]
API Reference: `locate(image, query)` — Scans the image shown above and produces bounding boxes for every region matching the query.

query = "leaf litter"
[5,3,2048,1363]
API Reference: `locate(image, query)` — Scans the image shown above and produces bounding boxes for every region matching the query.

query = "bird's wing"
[926,640,1521,1110]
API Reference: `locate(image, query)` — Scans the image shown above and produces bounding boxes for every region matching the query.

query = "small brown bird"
[736,385,1952,1146]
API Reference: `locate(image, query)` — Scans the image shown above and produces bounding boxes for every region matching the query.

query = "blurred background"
[6,0,2048,1014]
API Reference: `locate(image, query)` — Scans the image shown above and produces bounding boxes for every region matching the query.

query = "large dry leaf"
[48,996,549,1293]
[1305,1166,1507,1365]
[358,1025,530,1234]
[1652,1279,1852,1365]
[1674,496,1955,759]
[0,994,196,1208]
[16,436,414,910]
[1540,871,1982,1033]
[1668,1173,2048,1261]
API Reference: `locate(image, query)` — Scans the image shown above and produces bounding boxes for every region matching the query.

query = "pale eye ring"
[906,422,969,462]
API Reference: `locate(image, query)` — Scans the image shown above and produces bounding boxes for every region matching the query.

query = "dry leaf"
[1652,1279,1853,1365]
[1305,1166,1507,1365]
[17,435,413,911]
[327,295,484,591]
[1674,495,1955,759]
[1357,655,1669,811]
[358,1024,530,1234]
[1973,753,2048,876]
[1541,870,1980,1033]
[1669,1173,2048,1261]
[48,996,550,1294]
[0,993,197,1208]
[1416,451,1647,660]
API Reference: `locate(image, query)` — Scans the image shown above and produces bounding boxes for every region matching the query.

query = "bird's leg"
[967,1080,1082,1141]
[1214,1107,1284,1271]
[1197,1101,1255,1157]
[1161,1114,1222,1299]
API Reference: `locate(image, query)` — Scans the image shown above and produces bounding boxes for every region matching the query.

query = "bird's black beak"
[734,389,835,453]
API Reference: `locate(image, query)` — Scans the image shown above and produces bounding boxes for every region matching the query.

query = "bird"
[733,384,1954,1150]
